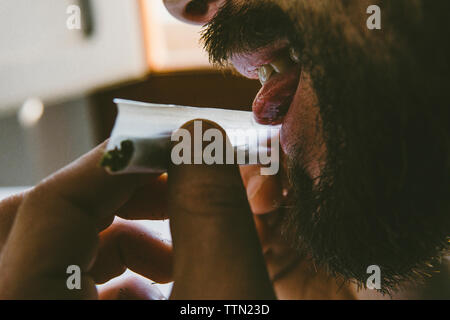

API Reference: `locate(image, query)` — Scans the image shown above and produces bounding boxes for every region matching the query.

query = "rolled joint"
[100,140,134,173]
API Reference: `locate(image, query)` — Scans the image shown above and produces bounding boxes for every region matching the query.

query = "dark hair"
[286,0,450,293]
[202,0,450,293]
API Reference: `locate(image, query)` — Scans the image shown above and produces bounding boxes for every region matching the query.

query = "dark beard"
[202,0,450,294]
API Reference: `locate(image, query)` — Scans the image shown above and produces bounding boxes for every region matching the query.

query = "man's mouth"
[230,40,302,125]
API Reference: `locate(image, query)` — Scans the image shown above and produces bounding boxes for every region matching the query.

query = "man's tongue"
[252,66,302,125]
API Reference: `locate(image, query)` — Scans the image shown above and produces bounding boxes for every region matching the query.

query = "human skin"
[0,131,285,299]
[0,141,172,299]
[162,0,355,300]
[0,0,332,300]
[164,0,450,298]
[0,0,365,300]
[3,0,446,299]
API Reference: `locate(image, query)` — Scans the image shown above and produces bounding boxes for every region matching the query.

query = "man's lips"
[252,66,301,124]
[229,42,302,125]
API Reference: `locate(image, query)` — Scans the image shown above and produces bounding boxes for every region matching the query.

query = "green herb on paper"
[100,140,134,172]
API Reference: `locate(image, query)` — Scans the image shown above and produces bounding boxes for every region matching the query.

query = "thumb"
[168,119,275,299]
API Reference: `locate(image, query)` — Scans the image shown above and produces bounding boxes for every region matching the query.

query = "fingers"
[239,164,285,263]
[90,218,172,285]
[168,120,275,299]
[239,165,299,281]
[0,141,159,299]
[35,141,158,223]
[98,274,166,300]
[117,173,168,220]
[0,192,26,252]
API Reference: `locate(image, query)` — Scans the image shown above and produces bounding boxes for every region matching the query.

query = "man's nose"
[163,0,226,25]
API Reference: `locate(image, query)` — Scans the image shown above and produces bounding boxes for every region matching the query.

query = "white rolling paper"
[102,99,280,175]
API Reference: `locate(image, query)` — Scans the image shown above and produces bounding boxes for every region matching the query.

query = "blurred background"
[0,0,260,187]
[0,0,261,297]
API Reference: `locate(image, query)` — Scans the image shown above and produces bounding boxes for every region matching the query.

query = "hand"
[240,165,302,282]
[0,124,352,300]
[240,157,356,300]
[0,131,283,300]
[167,120,275,299]
[0,141,172,299]
[167,120,355,300]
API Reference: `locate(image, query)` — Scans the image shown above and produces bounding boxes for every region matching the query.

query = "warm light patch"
[139,0,211,71]
[18,98,44,127]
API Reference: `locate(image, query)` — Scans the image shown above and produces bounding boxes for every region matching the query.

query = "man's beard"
[201,0,450,294]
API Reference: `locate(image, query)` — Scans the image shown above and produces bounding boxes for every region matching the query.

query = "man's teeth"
[289,47,301,64]
[258,49,300,85]
[258,65,275,85]
[270,56,293,74]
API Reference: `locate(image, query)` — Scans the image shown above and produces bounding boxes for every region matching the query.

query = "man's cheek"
[280,72,324,179]
[280,71,316,154]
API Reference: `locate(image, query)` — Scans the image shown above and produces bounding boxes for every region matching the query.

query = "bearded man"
[0,0,448,299]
